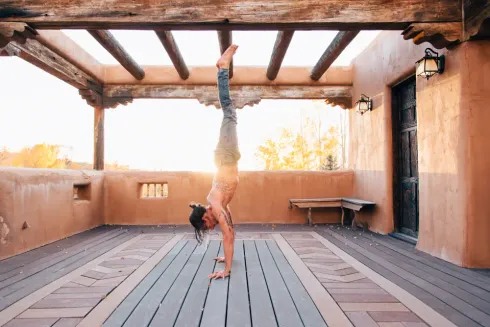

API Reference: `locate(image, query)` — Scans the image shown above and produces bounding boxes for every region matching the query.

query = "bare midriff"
[207,164,239,208]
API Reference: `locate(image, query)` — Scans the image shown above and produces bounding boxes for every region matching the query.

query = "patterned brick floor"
[282,232,429,327]
[4,234,171,327]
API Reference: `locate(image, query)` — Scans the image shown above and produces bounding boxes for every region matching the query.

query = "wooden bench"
[288,197,376,227]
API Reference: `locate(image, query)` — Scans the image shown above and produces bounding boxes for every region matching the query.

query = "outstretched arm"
[209,204,235,279]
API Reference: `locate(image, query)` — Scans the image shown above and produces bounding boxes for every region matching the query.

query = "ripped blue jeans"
[214,68,241,167]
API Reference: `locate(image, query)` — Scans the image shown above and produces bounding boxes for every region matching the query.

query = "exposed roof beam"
[310,31,359,81]
[103,66,353,86]
[402,23,461,49]
[3,38,101,90]
[217,30,233,78]
[0,0,461,30]
[463,0,490,40]
[155,30,189,80]
[0,22,36,47]
[87,30,145,80]
[36,30,104,82]
[266,30,294,81]
[104,85,352,109]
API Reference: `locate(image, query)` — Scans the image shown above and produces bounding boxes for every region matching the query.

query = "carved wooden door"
[393,76,419,237]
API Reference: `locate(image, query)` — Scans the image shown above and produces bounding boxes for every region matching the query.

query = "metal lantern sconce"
[356,94,372,115]
[416,48,445,80]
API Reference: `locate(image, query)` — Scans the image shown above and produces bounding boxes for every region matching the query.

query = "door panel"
[393,76,419,237]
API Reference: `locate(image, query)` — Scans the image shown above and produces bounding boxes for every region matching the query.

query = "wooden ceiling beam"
[102,66,353,86]
[155,30,189,80]
[402,23,462,49]
[88,30,145,80]
[35,30,104,82]
[267,30,294,81]
[310,31,359,81]
[463,0,490,40]
[104,85,352,109]
[1,37,100,91]
[0,0,461,29]
[0,22,36,48]
[217,30,233,78]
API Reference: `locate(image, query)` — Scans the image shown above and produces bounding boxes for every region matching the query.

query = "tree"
[0,146,8,165]
[322,154,340,170]
[12,143,67,169]
[255,116,340,170]
[338,109,348,168]
[105,162,130,171]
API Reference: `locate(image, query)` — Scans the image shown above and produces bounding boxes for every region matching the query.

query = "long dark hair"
[189,203,207,244]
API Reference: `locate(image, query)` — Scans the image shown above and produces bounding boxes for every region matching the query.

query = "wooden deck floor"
[0,225,489,327]
[320,226,490,327]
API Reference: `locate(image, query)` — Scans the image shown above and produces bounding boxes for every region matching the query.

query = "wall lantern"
[416,48,445,80]
[355,94,372,115]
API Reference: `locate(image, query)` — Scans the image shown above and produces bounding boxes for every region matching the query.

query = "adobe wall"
[459,41,490,268]
[350,32,490,267]
[0,168,104,259]
[103,170,354,225]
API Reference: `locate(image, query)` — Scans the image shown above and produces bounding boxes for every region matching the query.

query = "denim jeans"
[214,68,241,167]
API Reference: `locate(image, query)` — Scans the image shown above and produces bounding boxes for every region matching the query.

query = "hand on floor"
[214,256,225,263]
[208,270,230,280]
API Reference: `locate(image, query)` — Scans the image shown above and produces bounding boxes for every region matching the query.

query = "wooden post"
[217,30,233,78]
[94,106,104,170]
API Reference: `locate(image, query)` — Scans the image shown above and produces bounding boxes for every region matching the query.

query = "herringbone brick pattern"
[5,235,171,327]
[283,233,428,327]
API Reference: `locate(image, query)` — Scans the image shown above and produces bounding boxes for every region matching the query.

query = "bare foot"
[216,44,238,69]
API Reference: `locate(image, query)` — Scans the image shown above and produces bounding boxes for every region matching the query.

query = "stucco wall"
[459,41,490,268]
[349,31,423,234]
[104,170,354,225]
[0,169,354,259]
[350,32,490,267]
[0,168,104,259]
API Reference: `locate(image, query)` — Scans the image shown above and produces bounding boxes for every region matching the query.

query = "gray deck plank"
[266,240,327,327]
[0,226,112,275]
[200,243,229,327]
[320,229,483,327]
[244,240,278,327]
[338,228,490,325]
[354,231,490,303]
[122,240,196,327]
[174,241,220,327]
[369,232,490,285]
[149,241,209,326]
[366,231,490,289]
[226,240,252,327]
[0,231,134,311]
[474,269,490,278]
[0,229,124,287]
[256,241,303,327]
[102,240,186,327]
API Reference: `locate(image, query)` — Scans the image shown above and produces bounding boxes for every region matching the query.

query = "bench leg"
[307,208,312,226]
[351,211,357,230]
[341,207,345,226]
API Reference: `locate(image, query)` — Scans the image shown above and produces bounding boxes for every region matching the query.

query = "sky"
[0,30,380,171]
